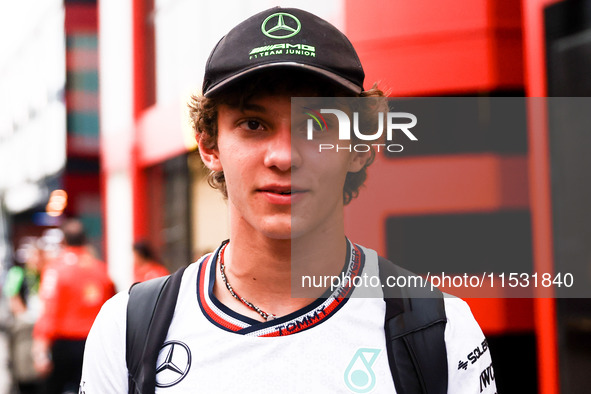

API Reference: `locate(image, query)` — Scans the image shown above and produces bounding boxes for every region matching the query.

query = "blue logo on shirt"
[344,348,381,393]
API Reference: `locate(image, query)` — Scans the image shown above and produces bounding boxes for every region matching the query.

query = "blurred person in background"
[4,238,44,321]
[132,240,169,283]
[32,218,115,394]
[3,237,47,394]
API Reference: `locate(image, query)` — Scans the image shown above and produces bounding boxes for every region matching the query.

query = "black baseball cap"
[202,7,365,97]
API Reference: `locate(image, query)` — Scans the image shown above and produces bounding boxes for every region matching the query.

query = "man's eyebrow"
[239,103,267,113]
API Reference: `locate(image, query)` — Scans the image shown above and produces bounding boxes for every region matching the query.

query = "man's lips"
[257,185,309,204]
[257,185,308,195]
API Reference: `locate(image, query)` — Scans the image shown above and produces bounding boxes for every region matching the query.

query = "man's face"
[201,93,368,240]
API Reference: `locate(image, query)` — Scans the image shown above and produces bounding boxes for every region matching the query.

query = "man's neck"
[213,218,348,321]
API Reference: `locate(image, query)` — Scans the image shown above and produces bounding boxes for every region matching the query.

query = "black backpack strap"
[378,257,448,394]
[126,267,186,394]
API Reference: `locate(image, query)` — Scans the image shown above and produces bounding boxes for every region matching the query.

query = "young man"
[81,7,496,393]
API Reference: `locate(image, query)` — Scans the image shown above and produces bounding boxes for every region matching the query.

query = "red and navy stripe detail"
[196,241,365,337]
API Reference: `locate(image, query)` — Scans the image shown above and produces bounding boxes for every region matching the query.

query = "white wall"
[0,0,66,213]
[99,0,135,290]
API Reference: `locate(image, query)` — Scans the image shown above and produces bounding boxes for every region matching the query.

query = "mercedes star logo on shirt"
[155,341,192,388]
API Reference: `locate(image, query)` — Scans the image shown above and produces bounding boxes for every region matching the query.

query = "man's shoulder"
[93,291,129,326]
[106,290,129,308]
[442,294,482,328]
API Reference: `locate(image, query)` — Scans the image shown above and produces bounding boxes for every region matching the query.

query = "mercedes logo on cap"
[155,341,192,388]
[262,12,301,39]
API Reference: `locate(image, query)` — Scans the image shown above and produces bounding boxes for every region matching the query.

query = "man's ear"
[347,150,372,173]
[196,134,223,172]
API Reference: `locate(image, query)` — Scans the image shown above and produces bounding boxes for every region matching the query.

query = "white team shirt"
[80,241,496,393]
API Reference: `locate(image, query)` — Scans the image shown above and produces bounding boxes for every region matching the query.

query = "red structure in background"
[344,0,561,393]
[522,1,562,392]
[131,0,155,243]
[347,0,524,96]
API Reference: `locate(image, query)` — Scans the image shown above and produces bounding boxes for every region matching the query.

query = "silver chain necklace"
[218,244,277,321]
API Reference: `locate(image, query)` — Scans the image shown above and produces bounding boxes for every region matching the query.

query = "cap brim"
[204,62,363,97]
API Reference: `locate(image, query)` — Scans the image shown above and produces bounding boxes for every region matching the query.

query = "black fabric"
[378,257,448,394]
[126,267,186,394]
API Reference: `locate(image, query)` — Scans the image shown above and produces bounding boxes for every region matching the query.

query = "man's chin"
[260,226,309,241]
[262,231,292,240]
[256,216,323,240]
[258,219,292,240]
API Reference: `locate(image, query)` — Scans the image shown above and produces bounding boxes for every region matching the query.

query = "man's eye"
[239,120,264,131]
[308,119,323,132]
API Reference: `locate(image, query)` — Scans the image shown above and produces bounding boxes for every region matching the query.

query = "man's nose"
[263,125,301,171]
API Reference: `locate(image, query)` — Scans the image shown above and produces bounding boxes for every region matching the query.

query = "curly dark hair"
[188,70,387,205]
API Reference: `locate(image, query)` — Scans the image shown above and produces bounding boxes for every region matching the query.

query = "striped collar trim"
[196,240,365,337]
